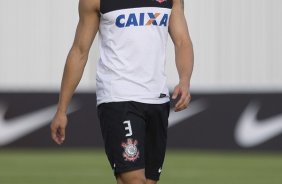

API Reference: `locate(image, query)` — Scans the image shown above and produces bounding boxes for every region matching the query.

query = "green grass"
[0,149,282,184]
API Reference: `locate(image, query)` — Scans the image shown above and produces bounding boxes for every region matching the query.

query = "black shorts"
[97,101,170,181]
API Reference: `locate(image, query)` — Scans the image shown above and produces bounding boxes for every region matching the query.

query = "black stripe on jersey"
[100,0,173,14]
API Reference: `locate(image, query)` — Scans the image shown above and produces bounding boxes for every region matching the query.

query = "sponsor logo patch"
[115,12,169,28]
[121,138,140,162]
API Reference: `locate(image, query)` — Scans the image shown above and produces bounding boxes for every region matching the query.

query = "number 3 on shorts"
[123,120,133,137]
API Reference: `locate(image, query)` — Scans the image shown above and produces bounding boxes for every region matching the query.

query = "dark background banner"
[0,93,282,151]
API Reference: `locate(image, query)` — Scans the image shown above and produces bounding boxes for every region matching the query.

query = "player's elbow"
[174,36,193,50]
[69,45,89,62]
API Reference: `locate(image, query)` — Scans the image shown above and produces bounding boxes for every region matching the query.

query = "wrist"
[179,78,190,87]
[56,107,67,115]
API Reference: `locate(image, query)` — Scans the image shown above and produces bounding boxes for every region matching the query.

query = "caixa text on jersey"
[115,13,169,28]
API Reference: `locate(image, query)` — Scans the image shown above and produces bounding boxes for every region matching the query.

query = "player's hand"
[172,82,191,112]
[50,111,68,145]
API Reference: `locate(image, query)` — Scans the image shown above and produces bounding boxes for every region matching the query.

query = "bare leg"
[117,177,124,184]
[117,169,146,184]
[146,179,157,184]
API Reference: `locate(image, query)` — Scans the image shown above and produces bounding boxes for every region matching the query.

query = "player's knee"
[117,171,146,184]
[130,175,146,184]
[125,176,146,184]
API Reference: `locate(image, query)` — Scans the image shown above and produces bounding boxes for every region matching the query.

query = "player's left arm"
[169,0,194,112]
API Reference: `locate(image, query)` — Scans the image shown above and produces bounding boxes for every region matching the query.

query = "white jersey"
[96,0,172,105]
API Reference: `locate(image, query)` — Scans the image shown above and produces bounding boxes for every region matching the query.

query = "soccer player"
[51,0,193,183]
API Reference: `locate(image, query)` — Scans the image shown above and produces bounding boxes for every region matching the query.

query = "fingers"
[50,113,67,145]
[174,89,191,112]
[59,127,65,143]
[172,86,180,99]
[176,95,191,111]
[51,127,65,145]
[50,123,66,145]
[175,94,187,111]
[51,125,61,145]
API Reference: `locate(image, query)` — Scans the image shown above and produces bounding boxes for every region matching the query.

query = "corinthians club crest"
[155,0,167,4]
[121,138,140,162]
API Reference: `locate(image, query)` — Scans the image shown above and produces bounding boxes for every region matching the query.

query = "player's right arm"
[51,0,100,145]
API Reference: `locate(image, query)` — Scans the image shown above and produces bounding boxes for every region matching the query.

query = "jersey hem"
[96,96,170,106]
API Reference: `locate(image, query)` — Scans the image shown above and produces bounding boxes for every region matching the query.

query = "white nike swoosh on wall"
[0,100,80,146]
[0,99,206,147]
[234,101,282,148]
[169,99,208,128]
